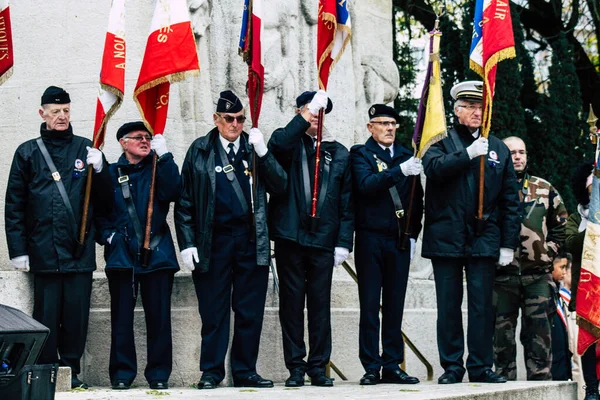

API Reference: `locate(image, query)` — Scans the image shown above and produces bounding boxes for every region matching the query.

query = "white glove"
[106,232,115,245]
[307,90,329,115]
[333,247,350,267]
[10,255,30,271]
[151,134,168,157]
[180,247,199,272]
[86,146,103,173]
[466,137,489,160]
[400,157,422,176]
[410,238,416,260]
[497,248,514,266]
[249,128,268,158]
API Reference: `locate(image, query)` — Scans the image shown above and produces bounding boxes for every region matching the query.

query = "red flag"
[0,0,14,85]
[93,0,126,148]
[239,0,264,128]
[134,0,200,135]
[316,0,351,90]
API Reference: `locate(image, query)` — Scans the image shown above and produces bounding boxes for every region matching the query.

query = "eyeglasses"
[216,113,246,124]
[458,105,483,111]
[124,135,153,142]
[370,121,398,128]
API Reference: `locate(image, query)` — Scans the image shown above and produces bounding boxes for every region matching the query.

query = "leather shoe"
[285,371,305,387]
[234,373,274,388]
[381,368,419,384]
[359,370,380,385]
[438,371,461,384]
[310,373,333,387]
[111,380,130,390]
[71,377,89,389]
[468,369,507,383]
[198,375,218,389]
[149,381,168,390]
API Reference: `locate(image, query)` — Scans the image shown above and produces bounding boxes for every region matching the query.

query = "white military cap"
[450,80,483,102]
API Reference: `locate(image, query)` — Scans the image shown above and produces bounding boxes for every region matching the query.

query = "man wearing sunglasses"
[175,90,286,390]
[94,121,181,391]
[350,104,423,385]
[421,80,520,385]
[267,90,354,387]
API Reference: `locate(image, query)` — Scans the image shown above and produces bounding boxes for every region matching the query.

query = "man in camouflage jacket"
[493,137,568,380]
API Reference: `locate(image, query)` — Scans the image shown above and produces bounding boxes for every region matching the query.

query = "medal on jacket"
[73,159,85,179]
[373,154,388,172]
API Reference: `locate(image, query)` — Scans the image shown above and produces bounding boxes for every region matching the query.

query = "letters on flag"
[134,0,200,135]
[239,0,264,127]
[0,0,13,85]
[412,27,447,158]
[93,0,126,148]
[469,0,515,137]
[317,0,351,90]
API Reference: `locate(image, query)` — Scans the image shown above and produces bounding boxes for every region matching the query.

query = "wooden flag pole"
[140,152,158,267]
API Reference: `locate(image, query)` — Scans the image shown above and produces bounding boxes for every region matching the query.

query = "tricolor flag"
[316,0,351,90]
[239,0,264,127]
[469,0,515,137]
[412,26,446,158]
[577,161,600,356]
[93,0,126,148]
[134,0,200,135]
[0,0,13,85]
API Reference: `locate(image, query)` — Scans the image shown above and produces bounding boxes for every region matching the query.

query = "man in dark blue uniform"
[175,90,287,389]
[268,90,354,387]
[421,81,520,384]
[351,104,423,385]
[95,122,181,390]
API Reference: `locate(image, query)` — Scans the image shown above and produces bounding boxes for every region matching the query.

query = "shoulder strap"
[36,138,79,241]
[448,130,477,201]
[373,154,404,218]
[315,150,331,218]
[216,141,250,215]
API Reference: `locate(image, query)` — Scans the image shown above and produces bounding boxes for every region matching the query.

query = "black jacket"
[351,137,423,238]
[175,128,287,272]
[421,125,520,258]
[96,152,181,274]
[268,114,354,252]
[5,124,112,273]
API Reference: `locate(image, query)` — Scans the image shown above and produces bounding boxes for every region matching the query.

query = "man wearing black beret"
[94,122,181,390]
[5,85,112,389]
[350,104,423,385]
[175,90,286,389]
[267,90,354,387]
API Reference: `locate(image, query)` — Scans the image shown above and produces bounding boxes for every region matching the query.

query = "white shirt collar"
[378,142,394,157]
[472,129,480,139]
[219,134,241,154]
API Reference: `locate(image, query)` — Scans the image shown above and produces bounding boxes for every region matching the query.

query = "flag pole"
[140,151,158,267]
[311,108,325,218]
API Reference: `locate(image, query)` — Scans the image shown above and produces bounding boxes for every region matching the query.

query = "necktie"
[385,147,391,158]
[227,143,235,164]
[312,137,317,149]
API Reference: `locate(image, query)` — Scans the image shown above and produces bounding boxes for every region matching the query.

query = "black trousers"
[355,231,410,372]
[582,343,598,388]
[192,233,268,382]
[431,257,496,378]
[33,272,93,377]
[106,269,174,385]
[275,239,334,377]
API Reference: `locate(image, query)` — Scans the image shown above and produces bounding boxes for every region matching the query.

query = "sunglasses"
[124,135,153,142]
[217,113,246,124]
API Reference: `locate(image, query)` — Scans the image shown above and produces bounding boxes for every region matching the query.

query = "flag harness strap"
[301,141,331,218]
[216,141,251,216]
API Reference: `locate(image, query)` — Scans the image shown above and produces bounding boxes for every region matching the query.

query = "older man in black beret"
[5,86,112,389]
[267,90,354,387]
[175,90,286,389]
[351,104,423,385]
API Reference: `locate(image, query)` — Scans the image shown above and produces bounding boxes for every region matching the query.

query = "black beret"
[41,86,70,105]
[116,121,150,140]
[368,104,400,122]
[295,91,333,114]
[216,90,243,113]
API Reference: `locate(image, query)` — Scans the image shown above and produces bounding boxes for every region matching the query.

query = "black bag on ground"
[2,363,58,400]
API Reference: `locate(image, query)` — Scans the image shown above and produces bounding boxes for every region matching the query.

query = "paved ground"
[55,380,575,400]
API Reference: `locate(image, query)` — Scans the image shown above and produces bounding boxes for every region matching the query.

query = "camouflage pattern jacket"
[500,174,568,275]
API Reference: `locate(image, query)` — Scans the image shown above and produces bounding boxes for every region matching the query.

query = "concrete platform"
[54,381,576,400]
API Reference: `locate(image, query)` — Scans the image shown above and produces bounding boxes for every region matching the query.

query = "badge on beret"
[369,107,375,117]
[225,102,232,110]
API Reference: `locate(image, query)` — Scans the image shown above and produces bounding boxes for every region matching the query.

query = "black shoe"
[468,369,507,383]
[149,381,168,390]
[310,373,333,387]
[359,370,380,385]
[71,377,89,389]
[584,385,600,400]
[198,375,218,389]
[438,371,461,384]
[285,370,305,387]
[381,368,419,384]
[234,373,274,388]
[111,380,130,390]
